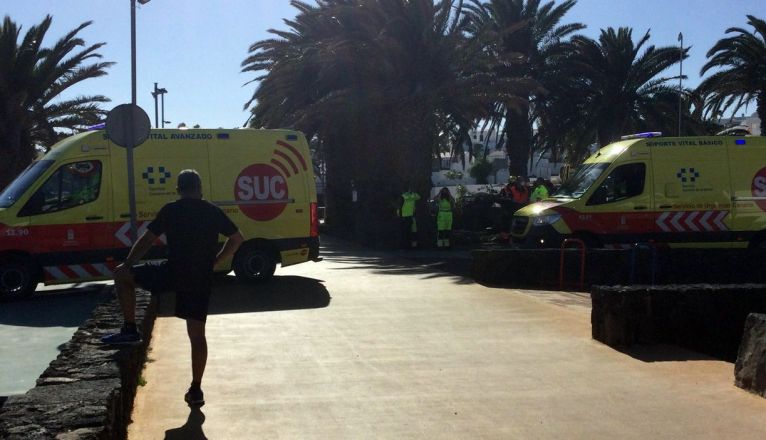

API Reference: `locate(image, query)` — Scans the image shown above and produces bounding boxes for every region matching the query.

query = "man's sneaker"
[100,325,142,345]
[185,387,205,407]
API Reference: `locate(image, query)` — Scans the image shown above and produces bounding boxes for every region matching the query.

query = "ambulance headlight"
[532,213,561,226]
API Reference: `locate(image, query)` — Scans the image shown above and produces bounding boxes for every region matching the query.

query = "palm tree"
[566,27,685,146]
[244,0,527,247]
[463,0,584,177]
[0,15,112,188]
[699,15,766,134]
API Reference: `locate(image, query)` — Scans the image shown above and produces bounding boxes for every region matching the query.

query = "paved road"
[129,237,766,439]
[0,282,111,397]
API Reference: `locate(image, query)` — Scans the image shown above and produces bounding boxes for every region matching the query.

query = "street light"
[160,91,168,128]
[151,83,167,128]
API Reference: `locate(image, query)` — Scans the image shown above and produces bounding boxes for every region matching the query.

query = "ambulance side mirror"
[664,183,681,198]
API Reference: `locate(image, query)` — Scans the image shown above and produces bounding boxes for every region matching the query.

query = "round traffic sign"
[105,104,151,148]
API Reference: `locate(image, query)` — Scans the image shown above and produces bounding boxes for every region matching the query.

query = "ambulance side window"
[587,163,646,205]
[19,161,102,216]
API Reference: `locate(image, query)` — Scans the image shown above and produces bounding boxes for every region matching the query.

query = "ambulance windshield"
[0,160,54,208]
[553,162,610,199]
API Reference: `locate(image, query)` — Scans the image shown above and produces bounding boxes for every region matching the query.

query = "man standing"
[101,170,243,407]
[434,187,455,249]
[530,177,550,202]
[398,187,421,249]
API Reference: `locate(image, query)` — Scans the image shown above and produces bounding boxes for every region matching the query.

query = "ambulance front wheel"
[233,246,277,283]
[0,259,38,301]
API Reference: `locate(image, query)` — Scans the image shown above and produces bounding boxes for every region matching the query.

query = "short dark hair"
[177,169,202,192]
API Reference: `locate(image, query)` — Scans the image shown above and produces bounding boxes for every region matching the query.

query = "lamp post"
[678,32,683,137]
[151,83,167,128]
[161,92,167,128]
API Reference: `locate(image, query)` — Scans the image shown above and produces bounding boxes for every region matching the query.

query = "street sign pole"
[127,0,139,243]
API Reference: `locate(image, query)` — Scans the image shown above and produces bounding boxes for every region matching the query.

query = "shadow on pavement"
[320,248,474,285]
[620,344,718,363]
[0,285,109,327]
[164,407,207,440]
[157,275,331,317]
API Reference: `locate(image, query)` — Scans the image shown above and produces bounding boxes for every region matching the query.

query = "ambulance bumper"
[308,236,321,261]
[511,225,563,249]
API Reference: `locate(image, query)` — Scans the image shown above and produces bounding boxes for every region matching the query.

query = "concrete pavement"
[0,282,110,397]
[129,238,766,439]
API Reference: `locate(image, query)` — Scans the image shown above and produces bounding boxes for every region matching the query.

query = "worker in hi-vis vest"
[398,187,421,248]
[435,187,455,249]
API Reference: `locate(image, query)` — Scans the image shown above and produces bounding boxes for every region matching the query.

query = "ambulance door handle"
[633,206,647,210]
[659,205,672,209]
[120,214,131,219]
[86,215,104,221]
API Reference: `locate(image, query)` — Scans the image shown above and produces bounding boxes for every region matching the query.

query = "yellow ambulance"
[511,134,766,249]
[0,129,320,299]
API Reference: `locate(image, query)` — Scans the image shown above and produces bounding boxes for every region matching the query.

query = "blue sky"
[2,0,765,128]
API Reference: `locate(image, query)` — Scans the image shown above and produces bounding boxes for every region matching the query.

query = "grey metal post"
[678,32,683,137]
[153,82,159,128]
[127,0,139,243]
[161,93,165,128]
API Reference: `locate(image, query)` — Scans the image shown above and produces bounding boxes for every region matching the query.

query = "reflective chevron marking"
[115,222,167,247]
[44,264,115,281]
[655,210,729,233]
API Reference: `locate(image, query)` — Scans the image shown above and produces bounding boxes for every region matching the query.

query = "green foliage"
[242,0,537,247]
[699,15,766,134]
[464,0,585,175]
[469,157,493,184]
[445,169,464,180]
[0,15,112,188]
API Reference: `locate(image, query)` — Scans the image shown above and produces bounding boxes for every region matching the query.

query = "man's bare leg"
[115,269,137,323]
[186,319,207,385]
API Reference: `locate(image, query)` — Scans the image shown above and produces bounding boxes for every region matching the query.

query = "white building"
[726,112,762,135]
[431,128,566,189]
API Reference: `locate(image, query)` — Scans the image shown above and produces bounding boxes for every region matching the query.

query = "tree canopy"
[0,15,112,188]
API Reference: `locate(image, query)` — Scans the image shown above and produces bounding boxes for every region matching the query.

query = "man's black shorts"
[131,261,211,323]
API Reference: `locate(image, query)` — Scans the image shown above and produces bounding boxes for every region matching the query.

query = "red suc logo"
[751,167,766,211]
[235,164,288,221]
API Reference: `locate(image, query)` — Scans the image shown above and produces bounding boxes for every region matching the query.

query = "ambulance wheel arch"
[0,253,41,300]
[232,240,279,283]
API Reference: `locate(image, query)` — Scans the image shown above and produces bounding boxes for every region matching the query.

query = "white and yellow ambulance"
[511,134,766,249]
[0,129,320,299]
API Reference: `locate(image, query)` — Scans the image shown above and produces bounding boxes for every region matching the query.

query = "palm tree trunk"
[758,91,766,136]
[505,103,532,177]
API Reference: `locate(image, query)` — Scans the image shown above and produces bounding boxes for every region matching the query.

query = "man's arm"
[114,230,158,278]
[214,230,244,267]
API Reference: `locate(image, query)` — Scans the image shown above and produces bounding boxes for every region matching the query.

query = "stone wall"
[591,284,766,362]
[472,248,766,289]
[0,290,156,440]
[735,313,766,397]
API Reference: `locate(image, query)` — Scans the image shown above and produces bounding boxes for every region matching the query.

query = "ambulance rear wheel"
[0,260,37,301]
[233,246,277,283]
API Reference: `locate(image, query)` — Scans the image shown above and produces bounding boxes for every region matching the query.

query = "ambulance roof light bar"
[620,132,663,140]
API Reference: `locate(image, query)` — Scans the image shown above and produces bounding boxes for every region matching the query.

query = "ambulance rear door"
[208,130,311,263]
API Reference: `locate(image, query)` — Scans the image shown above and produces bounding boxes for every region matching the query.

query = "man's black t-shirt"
[147,198,238,292]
